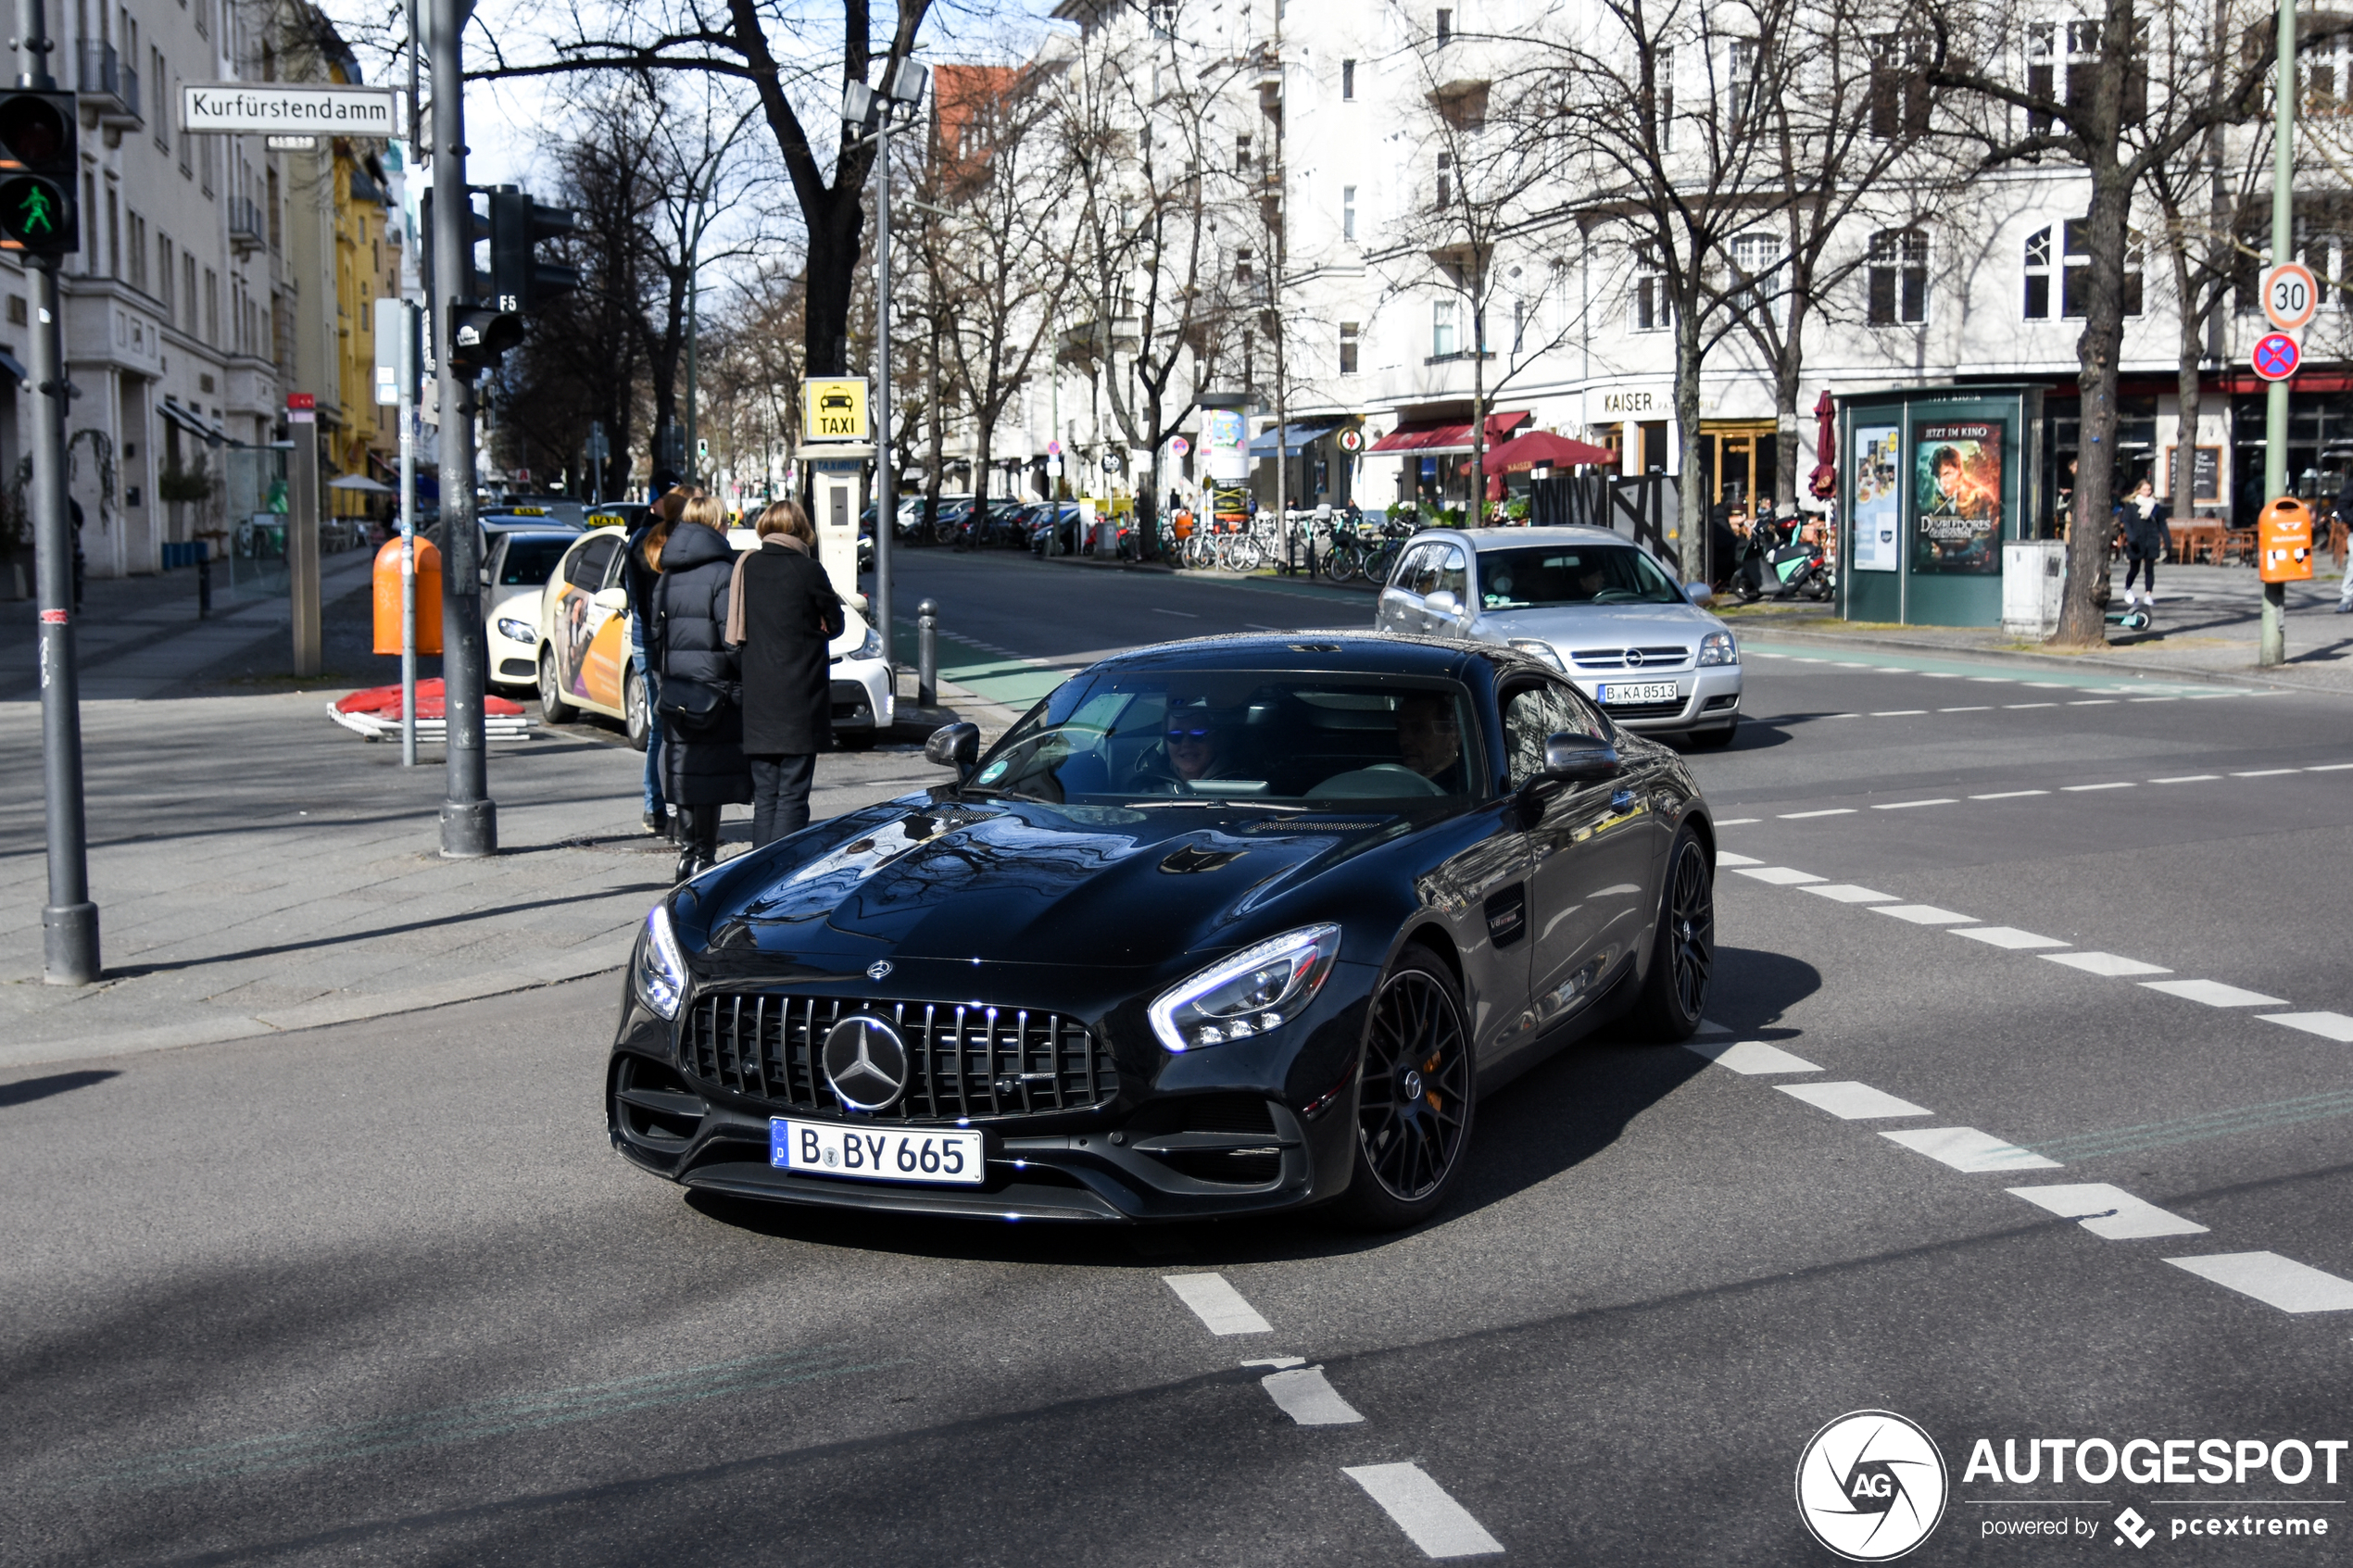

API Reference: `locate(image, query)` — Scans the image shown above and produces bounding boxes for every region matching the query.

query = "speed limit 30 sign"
[2263,262,2318,332]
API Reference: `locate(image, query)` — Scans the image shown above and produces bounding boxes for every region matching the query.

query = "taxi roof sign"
[804,378,870,442]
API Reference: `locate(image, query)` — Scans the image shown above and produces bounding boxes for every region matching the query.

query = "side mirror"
[925,721,982,777]
[479,566,492,586]
[1542,733,1621,783]
[1424,589,1462,619]
[593,586,628,611]
[1685,583,1714,606]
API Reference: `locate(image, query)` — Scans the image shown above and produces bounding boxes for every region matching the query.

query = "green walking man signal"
[0,91,80,257]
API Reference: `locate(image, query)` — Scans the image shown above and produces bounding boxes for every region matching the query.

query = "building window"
[106,185,120,279]
[1869,36,1929,139]
[2025,22,2056,134]
[1632,245,1668,332]
[206,268,219,345]
[151,47,168,148]
[1147,0,1176,37]
[2307,28,2353,112]
[1341,58,1355,100]
[1649,47,1674,151]
[1235,249,1253,293]
[1342,184,1356,242]
[127,211,145,290]
[2298,216,2345,309]
[1432,295,1459,358]
[1729,232,1782,322]
[1436,151,1452,209]
[1727,39,1758,127]
[1340,320,1360,375]
[2027,220,2144,319]
[1236,132,1252,173]
[2023,224,2052,317]
[1868,227,1928,323]
[1435,8,1452,45]
[182,254,195,331]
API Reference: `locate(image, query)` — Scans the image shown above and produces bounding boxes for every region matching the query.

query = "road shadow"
[0,1069,120,1108]
[686,943,1820,1270]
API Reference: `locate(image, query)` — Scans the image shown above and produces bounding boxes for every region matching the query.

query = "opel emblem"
[1624,647,1645,669]
[822,1014,911,1112]
[866,960,893,981]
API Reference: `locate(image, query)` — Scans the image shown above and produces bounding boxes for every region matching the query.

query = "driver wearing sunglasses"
[1138,703,1238,786]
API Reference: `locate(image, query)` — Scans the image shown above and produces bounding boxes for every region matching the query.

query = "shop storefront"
[1367,408,1530,511]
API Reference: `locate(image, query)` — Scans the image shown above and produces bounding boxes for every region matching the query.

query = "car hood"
[673,794,1405,977]
[1473,600,1725,649]
[488,586,545,620]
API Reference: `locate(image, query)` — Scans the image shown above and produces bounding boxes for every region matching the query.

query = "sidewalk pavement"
[0,556,1011,1072]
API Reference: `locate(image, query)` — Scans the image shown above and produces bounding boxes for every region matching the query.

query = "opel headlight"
[1507,638,1565,671]
[1698,631,1739,667]
[496,617,536,644]
[634,903,688,1020]
[1148,923,1341,1052]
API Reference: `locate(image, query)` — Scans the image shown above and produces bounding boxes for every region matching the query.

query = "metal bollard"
[196,541,212,620]
[916,598,938,708]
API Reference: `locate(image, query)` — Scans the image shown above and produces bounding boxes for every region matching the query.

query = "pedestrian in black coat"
[650,495,750,881]
[728,500,846,847]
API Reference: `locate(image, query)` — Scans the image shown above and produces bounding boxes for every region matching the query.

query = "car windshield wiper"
[1120,799,1315,813]
[960,785,1051,804]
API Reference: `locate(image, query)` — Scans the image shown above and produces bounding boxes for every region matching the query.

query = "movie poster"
[1912,420,2005,574]
[1852,424,1901,572]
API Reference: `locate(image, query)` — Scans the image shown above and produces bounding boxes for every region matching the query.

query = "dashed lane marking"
[1260,1367,1365,1426]
[1972,789,2048,799]
[2310,762,2353,771]
[1686,1039,1822,1074]
[2043,951,2171,978]
[1869,709,1928,717]
[1802,884,1896,903]
[2061,782,2134,792]
[1969,677,2018,684]
[1872,903,1975,925]
[2232,768,2300,778]
[2259,1011,2353,1042]
[1939,705,1994,712]
[1779,809,1855,819]
[1716,818,1761,825]
[1873,797,1957,809]
[1880,1127,2061,1173]
[2069,699,2117,706]
[1776,1081,1933,1120]
[2140,979,2288,1008]
[2162,1253,2353,1314]
[1343,1463,1506,1559]
[1715,851,1764,867]
[2006,702,2059,709]
[1242,1356,1307,1370]
[2007,1184,2209,1240]
[1163,1273,1272,1336]
[1952,926,2068,950]
[2153,774,2221,784]
[1734,866,1825,885]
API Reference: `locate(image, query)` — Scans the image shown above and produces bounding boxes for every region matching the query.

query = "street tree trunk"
[2056,159,2133,648]
[1674,295,1706,584]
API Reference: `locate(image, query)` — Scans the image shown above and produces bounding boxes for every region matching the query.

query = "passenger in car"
[1397,692,1464,789]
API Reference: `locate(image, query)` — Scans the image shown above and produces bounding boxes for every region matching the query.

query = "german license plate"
[1597,681,1680,705]
[771,1119,986,1185]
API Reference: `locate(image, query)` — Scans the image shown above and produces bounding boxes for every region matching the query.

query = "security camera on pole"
[6,0,97,983]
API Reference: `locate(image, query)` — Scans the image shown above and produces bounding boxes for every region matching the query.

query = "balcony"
[229,197,265,257]
[77,40,141,132]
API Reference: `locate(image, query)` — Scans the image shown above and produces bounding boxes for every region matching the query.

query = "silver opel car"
[1373,526,1743,746]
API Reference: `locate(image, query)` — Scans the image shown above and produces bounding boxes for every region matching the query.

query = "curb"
[1739,621,2349,695]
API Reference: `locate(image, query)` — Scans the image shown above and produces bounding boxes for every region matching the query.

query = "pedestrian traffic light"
[488,186,578,315]
[421,189,502,378]
[0,91,80,258]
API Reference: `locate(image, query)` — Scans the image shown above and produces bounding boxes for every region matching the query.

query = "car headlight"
[1507,637,1565,671]
[1697,631,1739,667]
[858,624,884,660]
[495,617,536,644]
[1148,923,1341,1052]
[634,903,688,1020]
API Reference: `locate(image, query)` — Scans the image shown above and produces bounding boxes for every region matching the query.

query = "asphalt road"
[6,551,2352,1565]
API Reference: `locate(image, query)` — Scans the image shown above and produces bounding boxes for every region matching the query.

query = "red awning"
[1367,409,1530,456]
[1475,430,1621,474]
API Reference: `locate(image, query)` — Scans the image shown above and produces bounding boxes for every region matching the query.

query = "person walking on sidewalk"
[623,486,686,837]
[650,495,751,882]
[2334,470,2353,614]
[2120,477,2171,611]
[726,499,845,848]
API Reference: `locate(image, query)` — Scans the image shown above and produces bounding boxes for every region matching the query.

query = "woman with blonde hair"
[648,492,752,880]
[730,498,845,847]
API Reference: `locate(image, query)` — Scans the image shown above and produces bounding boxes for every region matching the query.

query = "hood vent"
[1160,845,1247,874]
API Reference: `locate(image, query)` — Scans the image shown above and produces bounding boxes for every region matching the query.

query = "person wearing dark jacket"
[649,495,751,881]
[2120,478,2171,611]
[728,499,846,847]
[623,487,687,837]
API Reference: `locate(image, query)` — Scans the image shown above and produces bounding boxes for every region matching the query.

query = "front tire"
[1627,827,1714,1041]
[1333,945,1477,1231]
[538,649,578,724]
[623,663,650,751]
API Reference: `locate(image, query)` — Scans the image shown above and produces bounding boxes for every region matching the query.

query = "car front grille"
[681,993,1117,1123]
[1600,698,1690,721]
[1570,645,1691,670]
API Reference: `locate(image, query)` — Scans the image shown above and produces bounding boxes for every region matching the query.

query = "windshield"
[498,536,576,586]
[1478,545,1684,608]
[973,671,1480,806]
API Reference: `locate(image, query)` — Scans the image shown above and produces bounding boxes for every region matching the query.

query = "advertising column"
[1200,393,1250,523]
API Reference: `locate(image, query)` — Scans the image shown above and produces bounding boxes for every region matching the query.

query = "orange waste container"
[372,535,444,655]
[2258,495,2315,583]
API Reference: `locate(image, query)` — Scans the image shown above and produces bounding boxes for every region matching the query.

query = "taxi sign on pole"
[801,377,870,441]
[2251,332,2301,383]
[2262,263,2319,332]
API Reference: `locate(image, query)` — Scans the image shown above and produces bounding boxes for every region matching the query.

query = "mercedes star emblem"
[866,960,893,981]
[822,1014,911,1112]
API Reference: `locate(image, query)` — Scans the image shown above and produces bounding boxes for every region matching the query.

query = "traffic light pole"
[2260,0,2295,668]
[18,0,98,983]
[430,0,494,856]
[873,108,895,687]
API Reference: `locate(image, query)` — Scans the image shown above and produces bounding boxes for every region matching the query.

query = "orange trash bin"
[372,535,444,655]
[2258,495,2315,583]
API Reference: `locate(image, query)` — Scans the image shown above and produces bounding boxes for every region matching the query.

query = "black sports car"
[609,633,1717,1227]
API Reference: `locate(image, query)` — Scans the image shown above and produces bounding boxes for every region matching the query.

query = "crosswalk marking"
[2043,951,2171,978]
[1344,1463,1505,1558]
[2139,979,2286,1008]
[1802,884,1895,903]
[2259,1011,2353,1042]
[1164,1273,1272,1336]
[1952,926,2068,950]
[1687,1039,1821,1074]
[2163,1252,2353,1313]
[1260,1366,1364,1425]
[1872,904,1973,924]
[1735,866,1825,884]
[2007,1184,2208,1239]
[1777,1081,1931,1120]
[1880,1127,2061,1173]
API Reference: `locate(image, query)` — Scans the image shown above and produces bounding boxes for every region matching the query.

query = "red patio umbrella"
[1465,429,1623,475]
[1808,390,1838,499]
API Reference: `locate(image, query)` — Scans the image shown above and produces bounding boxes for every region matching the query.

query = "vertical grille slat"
[682,991,1114,1122]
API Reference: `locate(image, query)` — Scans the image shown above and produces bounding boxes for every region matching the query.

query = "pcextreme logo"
[1797,1410,1951,1562]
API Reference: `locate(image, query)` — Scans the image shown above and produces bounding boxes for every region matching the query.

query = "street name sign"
[182,83,398,134]
[802,378,869,441]
[2262,263,2318,332]
[2252,332,2301,383]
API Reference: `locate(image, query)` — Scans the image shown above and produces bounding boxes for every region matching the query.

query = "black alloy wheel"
[539,648,578,724]
[1336,946,1476,1230]
[1629,826,1714,1040]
